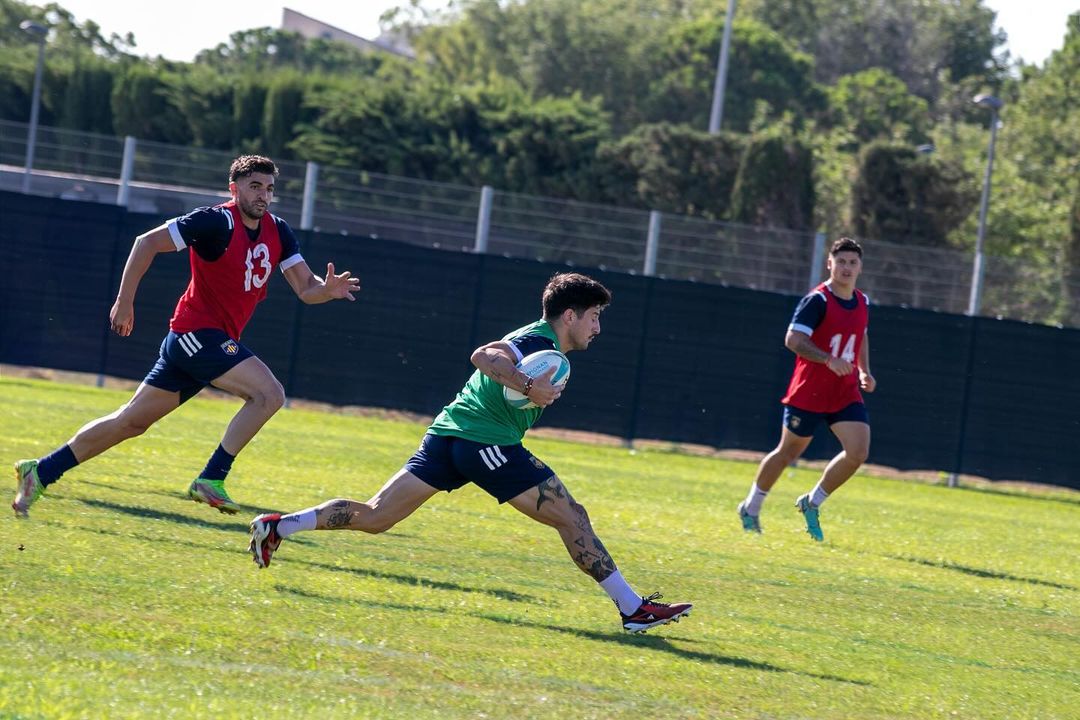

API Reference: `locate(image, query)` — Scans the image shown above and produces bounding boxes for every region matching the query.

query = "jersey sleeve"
[788,291,827,336]
[506,334,557,362]
[274,216,304,272]
[166,206,232,261]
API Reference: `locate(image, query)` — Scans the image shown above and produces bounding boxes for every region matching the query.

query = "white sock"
[276,508,317,538]
[742,482,768,515]
[600,570,642,615]
[809,482,830,508]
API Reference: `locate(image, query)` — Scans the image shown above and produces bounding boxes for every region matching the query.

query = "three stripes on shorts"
[478,445,508,470]
[177,332,203,357]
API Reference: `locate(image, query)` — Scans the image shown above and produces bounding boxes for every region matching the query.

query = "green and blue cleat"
[737,500,762,533]
[12,459,45,517]
[188,478,240,514]
[795,493,823,541]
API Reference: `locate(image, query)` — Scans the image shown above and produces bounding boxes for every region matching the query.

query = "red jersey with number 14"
[782,283,869,413]
[170,201,282,340]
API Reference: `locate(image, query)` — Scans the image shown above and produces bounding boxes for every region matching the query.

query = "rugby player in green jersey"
[249,272,692,633]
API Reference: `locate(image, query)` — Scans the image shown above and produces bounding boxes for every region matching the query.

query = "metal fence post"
[116,136,136,207]
[301,161,319,231]
[808,231,826,289]
[644,210,661,276]
[474,185,493,253]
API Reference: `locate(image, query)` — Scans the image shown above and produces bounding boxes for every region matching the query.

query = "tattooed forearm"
[535,476,566,511]
[319,499,356,529]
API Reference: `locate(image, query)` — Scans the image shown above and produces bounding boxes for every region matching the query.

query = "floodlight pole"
[20,20,48,194]
[708,0,737,134]
[967,95,1003,317]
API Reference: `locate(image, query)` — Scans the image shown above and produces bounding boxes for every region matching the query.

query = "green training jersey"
[428,319,560,445]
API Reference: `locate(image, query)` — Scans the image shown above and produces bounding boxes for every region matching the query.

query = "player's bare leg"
[739,428,812,532]
[249,470,438,567]
[817,421,870,494]
[14,383,179,517]
[508,476,691,632]
[210,356,286,454]
[795,421,870,541]
[189,356,284,513]
[68,383,181,463]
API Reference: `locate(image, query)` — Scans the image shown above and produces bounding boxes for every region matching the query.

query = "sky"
[30,0,1080,67]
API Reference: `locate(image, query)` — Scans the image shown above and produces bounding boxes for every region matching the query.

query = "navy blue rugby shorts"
[143,329,254,403]
[782,402,869,438]
[404,433,555,504]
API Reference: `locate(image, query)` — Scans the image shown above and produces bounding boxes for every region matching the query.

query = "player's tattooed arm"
[471,342,531,392]
[318,499,356,530]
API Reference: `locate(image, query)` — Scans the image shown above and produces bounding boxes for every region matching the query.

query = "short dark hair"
[830,237,863,257]
[229,155,278,184]
[542,272,612,319]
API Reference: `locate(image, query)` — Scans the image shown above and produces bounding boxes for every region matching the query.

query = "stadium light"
[20,19,48,195]
[967,94,1004,317]
[707,0,737,134]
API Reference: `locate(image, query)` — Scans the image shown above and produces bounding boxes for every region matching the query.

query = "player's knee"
[116,412,154,439]
[846,445,870,465]
[252,380,285,414]
[552,500,589,532]
[361,502,399,534]
[775,444,804,464]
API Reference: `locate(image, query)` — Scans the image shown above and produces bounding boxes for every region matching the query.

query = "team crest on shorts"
[220,339,239,355]
[530,456,545,470]
[788,415,801,429]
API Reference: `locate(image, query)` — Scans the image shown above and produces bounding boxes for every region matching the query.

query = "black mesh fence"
[2,191,1077,488]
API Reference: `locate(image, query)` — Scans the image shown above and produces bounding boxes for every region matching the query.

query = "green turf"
[1,377,1078,719]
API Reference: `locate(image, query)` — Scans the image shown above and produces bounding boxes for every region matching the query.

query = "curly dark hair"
[830,237,863,257]
[542,272,612,319]
[229,155,278,184]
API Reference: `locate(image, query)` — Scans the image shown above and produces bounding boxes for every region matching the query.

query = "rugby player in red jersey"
[13,156,360,517]
[737,237,876,541]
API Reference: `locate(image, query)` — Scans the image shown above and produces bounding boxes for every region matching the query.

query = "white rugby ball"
[504,349,571,410]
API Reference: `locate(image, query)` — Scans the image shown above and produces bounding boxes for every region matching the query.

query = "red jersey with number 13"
[782,283,868,413]
[169,201,281,340]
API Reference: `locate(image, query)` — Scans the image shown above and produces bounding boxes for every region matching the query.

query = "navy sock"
[199,444,235,481]
[37,445,78,486]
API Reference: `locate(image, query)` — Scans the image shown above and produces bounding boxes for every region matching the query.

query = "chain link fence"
[1,119,1074,327]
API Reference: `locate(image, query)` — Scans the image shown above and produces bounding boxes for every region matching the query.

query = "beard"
[238,196,267,220]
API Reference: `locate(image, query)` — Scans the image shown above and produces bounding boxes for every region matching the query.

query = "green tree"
[59,54,115,133]
[851,142,976,246]
[262,71,306,159]
[730,129,814,230]
[110,63,191,144]
[232,79,268,152]
[595,122,745,218]
[645,16,824,133]
[825,68,930,146]
[741,0,1006,99]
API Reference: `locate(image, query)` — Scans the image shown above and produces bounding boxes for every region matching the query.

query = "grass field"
[1,376,1078,719]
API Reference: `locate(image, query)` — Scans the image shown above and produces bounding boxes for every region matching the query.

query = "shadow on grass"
[77,498,243,530]
[473,613,871,686]
[289,558,538,604]
[890,555,1076,591]
[274,584,431,614]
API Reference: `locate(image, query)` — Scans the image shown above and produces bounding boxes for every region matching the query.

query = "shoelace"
[641,592,667,607]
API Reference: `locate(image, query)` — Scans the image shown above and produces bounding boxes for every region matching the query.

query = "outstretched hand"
[323,262,360,301]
